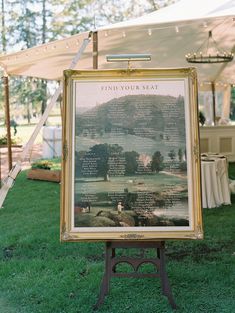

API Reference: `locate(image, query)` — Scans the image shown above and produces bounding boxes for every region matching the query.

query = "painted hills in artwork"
[75,94,185,142]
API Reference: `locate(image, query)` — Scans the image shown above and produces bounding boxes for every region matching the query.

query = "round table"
[201,155,231,208]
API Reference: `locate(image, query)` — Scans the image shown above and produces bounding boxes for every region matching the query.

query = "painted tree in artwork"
[151,151,164,172]
[178,148,183,162]
[124,151,139,175]
[168,149,176,161]
[89,143,123,181]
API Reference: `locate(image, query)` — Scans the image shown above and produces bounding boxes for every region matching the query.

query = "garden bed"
[27,168,61,182]
[27,159,61,183]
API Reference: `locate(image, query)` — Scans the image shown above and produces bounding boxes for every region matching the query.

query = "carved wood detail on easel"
[94,241,177,310]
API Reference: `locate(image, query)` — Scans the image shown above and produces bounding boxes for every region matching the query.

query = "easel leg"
[94,242,111,309]
[112,247,116,272]
[159,243,177,309]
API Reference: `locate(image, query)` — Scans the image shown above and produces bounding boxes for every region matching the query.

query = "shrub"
[31,159,61,170]
[0,134,17,145]
[31,160,53,170]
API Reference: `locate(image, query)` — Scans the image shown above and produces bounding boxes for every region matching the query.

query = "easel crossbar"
[111,272,161,278]
[111,257,160,273]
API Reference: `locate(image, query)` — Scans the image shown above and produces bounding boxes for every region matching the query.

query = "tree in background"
[1,0,6,52]
[0,0,178,122]
[41,0,47,115]
[1,0,44,122]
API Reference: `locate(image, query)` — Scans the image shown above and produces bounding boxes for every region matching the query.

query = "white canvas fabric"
[0,0,234,82]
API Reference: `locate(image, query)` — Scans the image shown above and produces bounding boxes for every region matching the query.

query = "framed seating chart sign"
[60,68,203,241]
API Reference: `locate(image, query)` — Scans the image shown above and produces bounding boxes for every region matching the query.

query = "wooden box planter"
[27,168,61,183]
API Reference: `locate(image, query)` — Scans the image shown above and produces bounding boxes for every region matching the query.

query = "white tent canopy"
[0,0,234,83]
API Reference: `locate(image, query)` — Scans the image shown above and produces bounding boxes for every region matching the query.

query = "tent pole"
[0,34,91,209]
[211,82,216,125]
[93,31,98,69]
[0,148,1,186]
[2,74,12,171]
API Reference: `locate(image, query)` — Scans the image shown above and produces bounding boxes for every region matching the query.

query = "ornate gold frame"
[60,68,203,241]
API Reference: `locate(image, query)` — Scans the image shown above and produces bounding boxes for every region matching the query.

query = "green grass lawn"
[0,171,235,313]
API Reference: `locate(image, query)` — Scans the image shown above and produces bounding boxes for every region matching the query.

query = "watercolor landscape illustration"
[73,81,190,229]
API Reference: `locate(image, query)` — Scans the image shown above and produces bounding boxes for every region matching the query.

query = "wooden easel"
[94,241,177,310]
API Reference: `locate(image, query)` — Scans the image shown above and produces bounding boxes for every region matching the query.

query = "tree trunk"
[41,0,47,118]
[41,79,47,115]
[27,103,31,124]
[1,0,6,52]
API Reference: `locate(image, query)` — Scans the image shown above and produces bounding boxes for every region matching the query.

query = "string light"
[2,15,234,82]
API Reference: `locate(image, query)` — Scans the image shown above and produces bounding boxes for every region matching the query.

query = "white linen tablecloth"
[201,154,231,208]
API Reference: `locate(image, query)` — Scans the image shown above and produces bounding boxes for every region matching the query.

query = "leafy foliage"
[31,158,61,170]
[0,0,178,117]
[0,134,17,145]
[168,149,176,161]
[124,151,139,175]
[31,160,53,170]
[151,151,164,172]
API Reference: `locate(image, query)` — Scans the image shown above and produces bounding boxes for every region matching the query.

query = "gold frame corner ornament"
[196,224,204,239]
